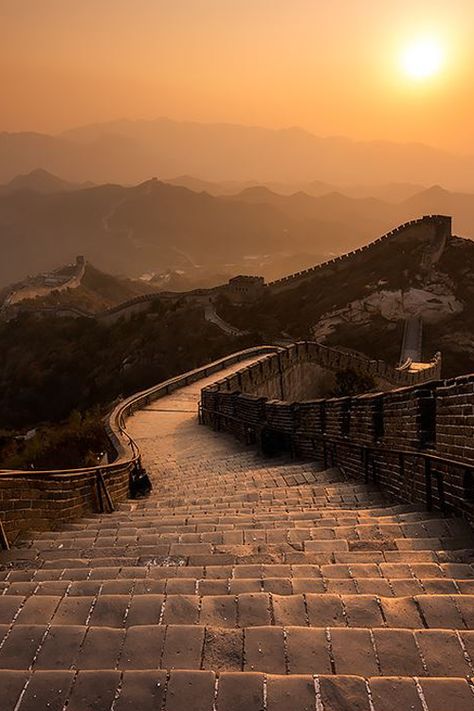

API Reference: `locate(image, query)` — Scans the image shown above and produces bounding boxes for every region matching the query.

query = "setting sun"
[401,37,445,79]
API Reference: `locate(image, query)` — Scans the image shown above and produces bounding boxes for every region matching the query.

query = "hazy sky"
[2,0,474,152]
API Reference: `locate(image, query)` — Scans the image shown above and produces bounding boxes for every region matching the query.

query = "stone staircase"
[1,360,474,710]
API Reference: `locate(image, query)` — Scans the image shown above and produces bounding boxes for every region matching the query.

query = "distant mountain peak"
[423,184,450,196]
[2,169,86,194]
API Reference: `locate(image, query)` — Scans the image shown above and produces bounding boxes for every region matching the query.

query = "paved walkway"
[1,358,474,709]
[204,305,248,336]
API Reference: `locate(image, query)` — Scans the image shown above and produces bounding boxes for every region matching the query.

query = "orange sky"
[2,0,474,152]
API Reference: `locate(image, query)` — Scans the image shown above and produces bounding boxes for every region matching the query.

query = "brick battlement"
[267,214,451,292]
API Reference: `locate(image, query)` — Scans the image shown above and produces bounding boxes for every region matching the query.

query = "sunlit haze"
[1,0,474,152]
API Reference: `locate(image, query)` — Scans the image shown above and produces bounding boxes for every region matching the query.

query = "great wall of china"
[1,214,452,325]
[1,214,474,709]
[0,215,454,539]
[200,341,473,519]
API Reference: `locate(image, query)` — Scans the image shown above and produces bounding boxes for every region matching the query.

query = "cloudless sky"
[1,0,473,152]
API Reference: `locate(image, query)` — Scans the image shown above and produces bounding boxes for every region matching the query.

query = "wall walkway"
[1,348,474,709]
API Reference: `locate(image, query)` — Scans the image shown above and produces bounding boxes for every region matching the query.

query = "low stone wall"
[0,346,279,542]
[0,467,130,542]
[201,345,474,520]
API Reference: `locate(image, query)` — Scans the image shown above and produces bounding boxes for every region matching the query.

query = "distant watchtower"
[227,275,266,303]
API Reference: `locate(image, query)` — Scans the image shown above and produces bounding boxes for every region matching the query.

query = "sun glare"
[401,37,444,80]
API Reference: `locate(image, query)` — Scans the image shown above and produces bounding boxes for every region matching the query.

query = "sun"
[401,37,445,80]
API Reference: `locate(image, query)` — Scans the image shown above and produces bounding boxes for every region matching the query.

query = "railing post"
[96,472,104,513]
[425,458,433,511]
[371,454,377,484]
[435,471,446,513]
[96,469,115,514]
[0,519,10,551]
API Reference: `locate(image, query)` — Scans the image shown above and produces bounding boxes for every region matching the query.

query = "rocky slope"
[219,235,474,378]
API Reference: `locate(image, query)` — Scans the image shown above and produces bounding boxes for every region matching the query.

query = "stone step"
[10,545,470,573]
[4,557,467,576]
[51,512,445,535]
[64,506,427,529]
[30,520,468,548]
[1,670,473,711]
[4,550,468,579]
[2,623,474,680]
[3,559,474,583]
[2,576,474,598]
[27,535,470,556]
[2,593,474,629]
[128,496,388,511]
[132,499,388,513]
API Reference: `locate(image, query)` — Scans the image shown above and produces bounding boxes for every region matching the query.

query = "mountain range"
[2,117,474,189]
[1,170,474,288]
[0,169,92,195]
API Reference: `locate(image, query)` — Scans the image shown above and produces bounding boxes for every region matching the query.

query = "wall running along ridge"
[10,214,451,323]
[0,216,454,539]
[267,214,451,292]
[201,342,474,521]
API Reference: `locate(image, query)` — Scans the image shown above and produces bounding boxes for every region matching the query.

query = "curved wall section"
[201,343,474,519]
[0,346,279,542]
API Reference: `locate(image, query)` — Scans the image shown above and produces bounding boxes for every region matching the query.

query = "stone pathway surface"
[1,357,474,709]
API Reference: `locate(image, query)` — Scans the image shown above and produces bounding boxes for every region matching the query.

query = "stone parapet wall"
[201,344,474,520]
[0,467,130,541]
[205,342,441,403]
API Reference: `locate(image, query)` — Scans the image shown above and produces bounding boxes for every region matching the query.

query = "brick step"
[135,498,388,513]
[15,541,472,569]
[152,478,356,496]
[31,516,468,541]
[5,552,474,582]
[136,492,386,510]
[66,514,435,534]
[1,670,473,711]
[55,511,444,534]
[2,623,474,680]
[150,481,381,496]
[4,560,472,581]
[137,504,389,518]
[1,593,474,629]
[150,470,343,490]
[76,503,424,524]
[30,525,469,551]
[3,550,466,576]
[3,576,474,599]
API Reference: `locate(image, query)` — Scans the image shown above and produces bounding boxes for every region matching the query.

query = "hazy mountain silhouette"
[0,169,91,195]
[1,175,473,289]
[168,175,425,202]
[1,118,474,188]
[226,187,397,224]
[0,179,343,287]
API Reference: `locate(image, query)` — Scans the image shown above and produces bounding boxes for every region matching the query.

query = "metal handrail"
[199,404,474,473]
